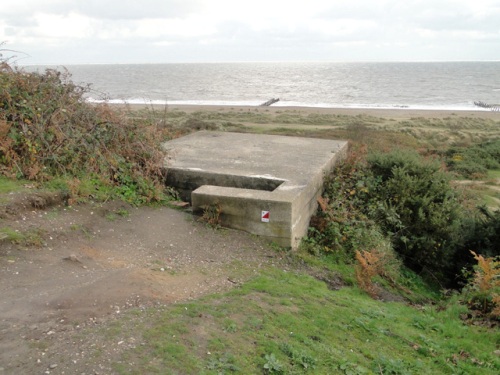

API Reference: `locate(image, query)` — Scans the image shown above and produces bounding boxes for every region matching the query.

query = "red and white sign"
[261,211,270,223]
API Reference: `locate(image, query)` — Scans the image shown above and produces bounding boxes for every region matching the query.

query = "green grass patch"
[0,227,24,242]
[105,208,130,221]
[112,268,499,374]
[482,193,500,209]
[487,170,500,179]
[0,226,45,246]
[0,176,28,194]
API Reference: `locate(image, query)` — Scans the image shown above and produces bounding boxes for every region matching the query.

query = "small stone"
[494,350,500,356]
[170,201,189,208]
[63,254,81,263]
[49,364,57,369]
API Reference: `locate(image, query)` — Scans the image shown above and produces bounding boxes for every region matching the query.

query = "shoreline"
[116,103,500,120]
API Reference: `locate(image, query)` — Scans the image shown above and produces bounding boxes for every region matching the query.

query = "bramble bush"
[0,61,173,204]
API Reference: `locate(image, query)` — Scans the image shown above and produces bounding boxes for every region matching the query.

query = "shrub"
[365,150,464,284]
[447,159,488,179]
[452,207,500,287]
[308,148,385,260]
[445,140,500,179]
[308,148,472,288]
[0,63,172,204]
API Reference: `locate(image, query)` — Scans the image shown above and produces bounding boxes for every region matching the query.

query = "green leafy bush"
[365,150,464,283]
[452,207,500,287]
[309,149,382,260]
[308,149,481,287]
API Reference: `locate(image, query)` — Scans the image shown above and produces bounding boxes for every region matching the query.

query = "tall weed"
[464,251,500,318]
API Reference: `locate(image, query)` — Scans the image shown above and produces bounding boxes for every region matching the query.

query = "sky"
[1,0,499,65]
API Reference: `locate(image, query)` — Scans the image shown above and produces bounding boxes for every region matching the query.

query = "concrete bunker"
[163,131,348,249]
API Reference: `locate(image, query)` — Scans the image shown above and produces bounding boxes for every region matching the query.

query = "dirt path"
[0,195,281,373]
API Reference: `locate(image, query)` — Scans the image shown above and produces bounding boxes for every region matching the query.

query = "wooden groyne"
[474,101,500,112]
[259,98,280,107]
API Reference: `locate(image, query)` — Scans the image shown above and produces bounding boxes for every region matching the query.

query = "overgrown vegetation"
[0,61,173,204]
[443,139,500,179]
[306,146,500,291]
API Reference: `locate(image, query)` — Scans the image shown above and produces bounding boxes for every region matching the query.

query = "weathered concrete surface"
[163,131,348,248]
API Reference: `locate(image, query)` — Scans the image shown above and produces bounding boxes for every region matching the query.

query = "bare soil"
[0,191,282,374]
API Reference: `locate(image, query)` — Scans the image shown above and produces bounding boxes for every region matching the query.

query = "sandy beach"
[121,103,500,121]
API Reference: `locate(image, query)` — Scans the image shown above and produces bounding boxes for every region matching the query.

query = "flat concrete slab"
[163,131,348,248]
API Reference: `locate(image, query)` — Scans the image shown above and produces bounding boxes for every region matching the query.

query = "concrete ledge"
[163,131,348,248]
[192,185,292,247]
[167,168,285,202]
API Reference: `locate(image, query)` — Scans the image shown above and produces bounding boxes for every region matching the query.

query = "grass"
[0,176,28,194]
[487,170,500,179]
[134,107,500,149]
[0,227,24,242]
[482,193,500,209]
[105,208,130,221]
[108,266,499,375]
[460,178,500,211]
[0,226,45,246]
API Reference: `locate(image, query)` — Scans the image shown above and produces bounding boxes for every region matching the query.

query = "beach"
[122,103,500,121]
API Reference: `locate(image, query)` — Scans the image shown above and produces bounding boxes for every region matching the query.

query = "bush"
[308,148,474,288]
[365,150,464,284]
[308,149,384,260]
[445,140,500,179]
[452,207,500,286]
[447,160,488,179]
[0,63,172,204]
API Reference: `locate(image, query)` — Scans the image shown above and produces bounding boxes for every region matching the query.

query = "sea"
[25,61,500,111]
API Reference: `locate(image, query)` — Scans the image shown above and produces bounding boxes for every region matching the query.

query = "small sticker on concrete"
[261,211,270,223]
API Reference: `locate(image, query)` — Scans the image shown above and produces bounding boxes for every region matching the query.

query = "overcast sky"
[1,0,499,65]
